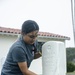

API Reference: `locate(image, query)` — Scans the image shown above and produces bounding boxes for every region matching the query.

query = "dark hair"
[21,20,39,34]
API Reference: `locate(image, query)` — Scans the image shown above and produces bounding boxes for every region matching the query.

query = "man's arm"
[18,62,37,75]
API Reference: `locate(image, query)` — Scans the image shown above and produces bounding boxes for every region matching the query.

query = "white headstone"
[42,41,66,75]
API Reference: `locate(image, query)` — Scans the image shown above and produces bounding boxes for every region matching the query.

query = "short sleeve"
[12,47,27,62]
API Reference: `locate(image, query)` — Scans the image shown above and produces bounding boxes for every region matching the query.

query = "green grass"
[67,71,75,75]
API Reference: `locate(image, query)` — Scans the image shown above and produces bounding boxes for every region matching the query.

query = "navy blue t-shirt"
[1,36,38,75]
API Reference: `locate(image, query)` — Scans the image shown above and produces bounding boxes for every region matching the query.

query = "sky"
[0,0,74,47]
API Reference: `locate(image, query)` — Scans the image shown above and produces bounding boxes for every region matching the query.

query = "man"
[1,20,42,75]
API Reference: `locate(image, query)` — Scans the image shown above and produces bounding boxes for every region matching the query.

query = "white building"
[0,26,70,74]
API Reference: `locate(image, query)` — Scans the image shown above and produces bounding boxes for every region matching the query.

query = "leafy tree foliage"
[66,47,75,72]
[67,62,75,72]
[66,47,75,62]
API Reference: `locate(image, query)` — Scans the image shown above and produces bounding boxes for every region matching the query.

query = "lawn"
[67,71,75,75]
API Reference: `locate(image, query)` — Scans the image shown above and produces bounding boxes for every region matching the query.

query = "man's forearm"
[34,51,42,59]
[23,69,37,75]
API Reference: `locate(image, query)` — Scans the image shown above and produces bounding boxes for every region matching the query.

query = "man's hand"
[34,51,42,59]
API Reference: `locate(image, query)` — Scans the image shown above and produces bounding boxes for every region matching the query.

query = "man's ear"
[21,32,25,36]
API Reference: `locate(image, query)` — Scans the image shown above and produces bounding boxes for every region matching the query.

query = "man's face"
[23,30,38,44]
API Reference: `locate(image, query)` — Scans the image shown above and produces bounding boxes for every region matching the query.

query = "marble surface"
[42,41,66,75]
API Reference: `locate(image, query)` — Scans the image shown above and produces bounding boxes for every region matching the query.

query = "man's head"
[21,20,39,44]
